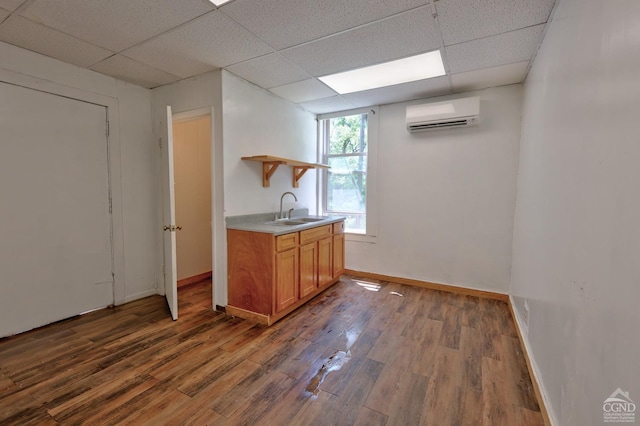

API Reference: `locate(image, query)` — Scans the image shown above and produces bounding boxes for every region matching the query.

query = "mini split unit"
[406,96,480,133]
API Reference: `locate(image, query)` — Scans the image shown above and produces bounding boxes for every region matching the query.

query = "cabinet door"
[318,237,333,287]
[333,233,345,277]
[275,249,298,312]
[299,242,318,298]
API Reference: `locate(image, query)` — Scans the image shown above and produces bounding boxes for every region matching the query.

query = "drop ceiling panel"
[282,6,440,77]
[343,76,451,107]
[123,11,272,79]
[220,0,429,50]
[226,53,310,89]
[90,55,180,89]
[446,25,544,74]
[451,61,529,92]
[299,96,356,114]
[21,0,214,51]
[270,78,337,104]
[0,0,23,12]
[0,15,114,68]
[437,0,555,45]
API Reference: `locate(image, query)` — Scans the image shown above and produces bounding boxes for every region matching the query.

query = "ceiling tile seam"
[89,54,183,81]
[14,0,37,15]
[221,51,314,89]
[0,14,117,58]
[214,10,318,84]
[522,1,563,84]
[441,22,549,48]
[275,4,431,54]
[0,11,10,25]
[450,60,529,76]
[429,2,453,94]
[114,9,219,56]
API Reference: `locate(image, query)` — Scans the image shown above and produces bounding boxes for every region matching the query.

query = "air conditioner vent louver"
[406,97,479,133]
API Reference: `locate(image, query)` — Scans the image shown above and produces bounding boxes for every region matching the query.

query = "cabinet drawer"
[333,221,345,234]
[300,225,332,245]
[276,232,298,252]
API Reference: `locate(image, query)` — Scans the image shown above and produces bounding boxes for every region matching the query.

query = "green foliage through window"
[323,113,368,233]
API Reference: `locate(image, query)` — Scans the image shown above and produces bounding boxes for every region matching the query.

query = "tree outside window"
[323,113,367,233]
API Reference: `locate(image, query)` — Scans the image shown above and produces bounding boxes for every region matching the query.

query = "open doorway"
[172,112,213,312]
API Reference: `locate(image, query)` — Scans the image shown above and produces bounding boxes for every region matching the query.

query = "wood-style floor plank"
[0,276,545,425]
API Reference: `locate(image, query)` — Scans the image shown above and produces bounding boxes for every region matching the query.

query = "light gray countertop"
[226,209,346,236]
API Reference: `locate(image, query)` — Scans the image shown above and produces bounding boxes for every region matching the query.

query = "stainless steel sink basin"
[296,217,325,222]
[265,220,306,226]
[265,216,331,226]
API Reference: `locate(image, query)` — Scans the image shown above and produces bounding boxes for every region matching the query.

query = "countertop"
[226,210,346,236]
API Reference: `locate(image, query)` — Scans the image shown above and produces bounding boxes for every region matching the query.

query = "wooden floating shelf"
[242,155,330,188]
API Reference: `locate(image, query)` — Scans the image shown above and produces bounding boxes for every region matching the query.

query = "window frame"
[318,106,378,242]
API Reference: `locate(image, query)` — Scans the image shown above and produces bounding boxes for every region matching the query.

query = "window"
[320,108,377,236]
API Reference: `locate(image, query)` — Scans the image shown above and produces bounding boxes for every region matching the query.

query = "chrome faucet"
[279,192,298,219]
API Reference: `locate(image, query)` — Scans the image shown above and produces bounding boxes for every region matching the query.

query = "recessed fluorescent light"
[319,50,446,94]
[209,0,232,6]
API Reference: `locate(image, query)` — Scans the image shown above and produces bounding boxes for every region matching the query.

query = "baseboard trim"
[344,269,509,302]
[178,271,212,288]
[508,296,554,426]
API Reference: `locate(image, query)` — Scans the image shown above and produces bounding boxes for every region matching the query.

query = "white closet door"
[0,82,113,337]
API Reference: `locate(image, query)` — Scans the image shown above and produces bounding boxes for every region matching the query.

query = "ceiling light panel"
[319,51,446,94]
[343,76,451,108]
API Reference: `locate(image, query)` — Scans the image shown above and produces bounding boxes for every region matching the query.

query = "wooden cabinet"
[299,241,317,298]
[332,220,345,278]
[275,248,298,312]
[333,233,345,277]
[318,237,333,287]
[227,220,345,325]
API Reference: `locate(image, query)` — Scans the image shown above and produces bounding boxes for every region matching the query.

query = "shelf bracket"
[262,162,281,187]
[292,166,312,188]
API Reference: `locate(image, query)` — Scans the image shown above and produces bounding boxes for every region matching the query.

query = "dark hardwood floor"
[0,275,544,425]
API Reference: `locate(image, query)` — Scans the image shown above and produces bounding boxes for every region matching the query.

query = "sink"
[265,220,306,226]
[264,216,331,226]
[294,216,332,222]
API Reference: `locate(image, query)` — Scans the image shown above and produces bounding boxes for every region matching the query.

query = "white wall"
[152,71,316,307]
[151,71,224,306]
[222,71,318,217]
[0,41,157,310]
[511,0,640,424]
[116,81,158,302]
[347,86,522,293]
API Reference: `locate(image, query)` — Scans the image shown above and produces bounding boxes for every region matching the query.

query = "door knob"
[163,225,183,231]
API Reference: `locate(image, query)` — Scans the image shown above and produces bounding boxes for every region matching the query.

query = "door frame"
[168,107,218,311]
[0,68,126,306]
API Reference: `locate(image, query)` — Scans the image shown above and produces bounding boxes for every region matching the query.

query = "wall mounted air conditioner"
[406,96,479,133]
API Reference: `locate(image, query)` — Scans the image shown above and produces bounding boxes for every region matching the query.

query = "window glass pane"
[326,156,367,214]
[328,114,367,155]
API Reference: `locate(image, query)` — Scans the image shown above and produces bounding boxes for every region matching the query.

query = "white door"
[0,82,113,337]
[161,106,178,320]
